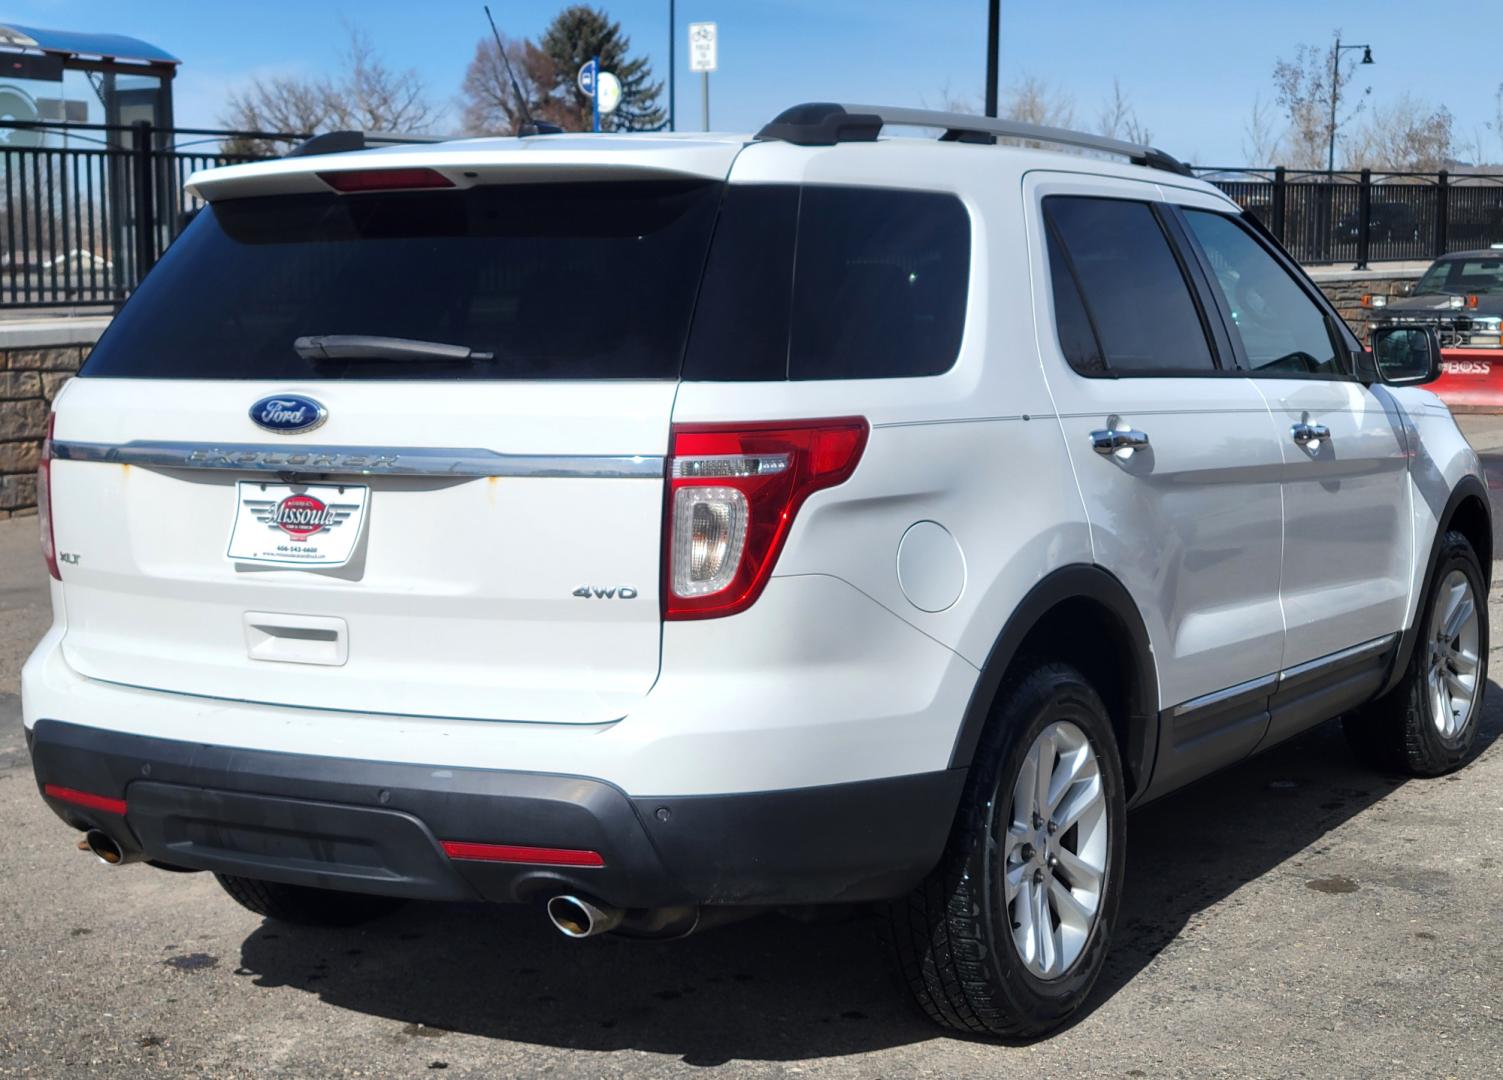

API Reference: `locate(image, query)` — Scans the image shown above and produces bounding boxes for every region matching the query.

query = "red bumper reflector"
[440,841,604,867]
[44,784,127,816]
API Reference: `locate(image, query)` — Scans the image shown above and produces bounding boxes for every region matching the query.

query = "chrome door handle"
[1090,428,1150,455]
[1291,422,1331,447]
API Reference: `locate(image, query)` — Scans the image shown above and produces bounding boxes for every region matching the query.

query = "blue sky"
[4,0,1501,165]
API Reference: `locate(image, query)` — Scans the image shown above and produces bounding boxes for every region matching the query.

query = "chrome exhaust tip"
[546,895,623,939]
[83,829,129,866]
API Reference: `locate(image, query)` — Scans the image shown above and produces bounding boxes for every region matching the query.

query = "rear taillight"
[664,418,868,620]
[38,411,59,581]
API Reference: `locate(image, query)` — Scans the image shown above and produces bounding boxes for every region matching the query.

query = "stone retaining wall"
[0,344,86,519]
[1313,270,1423,338]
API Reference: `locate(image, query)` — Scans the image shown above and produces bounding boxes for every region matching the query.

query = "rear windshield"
[1414,256,1503,297]
[82,181,723,380]
[82,178,972,383]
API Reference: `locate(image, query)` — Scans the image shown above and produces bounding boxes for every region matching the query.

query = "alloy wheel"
[1427,569,1481,740]
[1002,720,1108,980]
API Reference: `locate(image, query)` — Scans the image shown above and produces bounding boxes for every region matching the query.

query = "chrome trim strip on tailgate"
[51,440,665,480]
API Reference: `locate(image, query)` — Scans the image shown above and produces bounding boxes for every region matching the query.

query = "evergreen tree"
[539,6,665,132]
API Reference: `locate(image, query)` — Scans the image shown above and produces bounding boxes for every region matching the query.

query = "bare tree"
[1343,94,1454,171]
[1241,94,1283,165]
[926,80,980,115]
[1096,78,1151,144]
[220,76,329,152]
[458,33,568,135]
[328,27,438,134]
[1005,75,1074,129]
[220,26,437,154]
[1492,82,1503,159]
[1271,31,1373,169]
[1458,129,1489,168]
[923,75,1073,131]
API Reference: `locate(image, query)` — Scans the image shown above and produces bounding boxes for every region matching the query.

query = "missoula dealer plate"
[226,481,369,567]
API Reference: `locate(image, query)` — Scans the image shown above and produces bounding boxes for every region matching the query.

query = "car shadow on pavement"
[1077,681,1503,1031]
[234,687,1503,1063]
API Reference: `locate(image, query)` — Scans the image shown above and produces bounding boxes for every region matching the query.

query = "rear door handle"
[1090,428,1150,456]
[1291,422,1331,447]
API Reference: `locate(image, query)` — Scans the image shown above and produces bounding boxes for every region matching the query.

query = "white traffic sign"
[688,22,717,72]
[597,71,622,115]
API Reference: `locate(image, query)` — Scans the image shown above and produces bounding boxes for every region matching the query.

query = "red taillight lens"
[38,411,59,581]
[664,418,869,620]
[316,168,455,193]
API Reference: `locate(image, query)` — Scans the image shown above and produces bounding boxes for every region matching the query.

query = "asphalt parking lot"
[3,423,1503,1078]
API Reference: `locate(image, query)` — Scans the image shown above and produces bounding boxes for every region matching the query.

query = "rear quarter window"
[683,184,970,380]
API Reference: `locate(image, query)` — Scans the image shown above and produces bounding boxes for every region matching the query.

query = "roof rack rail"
[755,102,1193,177]
[285,130,446,158]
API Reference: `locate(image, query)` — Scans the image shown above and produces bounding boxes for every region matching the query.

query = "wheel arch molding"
[947,563,1160,804]
[1381,474,1493,699]
[1438,474,1492,586]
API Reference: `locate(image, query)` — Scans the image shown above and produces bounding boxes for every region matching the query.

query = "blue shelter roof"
[0,24,179,66]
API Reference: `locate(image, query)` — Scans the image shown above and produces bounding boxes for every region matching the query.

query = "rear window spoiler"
[186,145,744,203]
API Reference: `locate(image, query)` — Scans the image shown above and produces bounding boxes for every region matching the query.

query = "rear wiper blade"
[293,335,495,362]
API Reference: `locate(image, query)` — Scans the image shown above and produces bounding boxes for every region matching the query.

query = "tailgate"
[51,379,671,724]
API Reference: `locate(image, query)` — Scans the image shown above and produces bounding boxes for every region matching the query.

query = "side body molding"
[947,564,1160,805]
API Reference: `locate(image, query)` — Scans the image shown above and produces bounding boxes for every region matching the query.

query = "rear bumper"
[28,719,966,908]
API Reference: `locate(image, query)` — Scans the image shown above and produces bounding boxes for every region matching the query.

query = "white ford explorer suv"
[23,103,1492,1037]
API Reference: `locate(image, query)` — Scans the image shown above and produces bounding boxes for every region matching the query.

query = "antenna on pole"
[484,5,560,136]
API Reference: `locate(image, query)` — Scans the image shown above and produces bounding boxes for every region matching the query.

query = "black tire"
[1343,530,1489,776]
[883,660,1127,1038]
[214,873,407,927]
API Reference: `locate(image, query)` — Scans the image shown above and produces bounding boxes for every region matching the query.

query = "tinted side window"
[1044,224,1106,374]
[788,187,969,380]
[681,185,798,381]
[683,185,970,381]
[1182,210,1342,377]
[1044,196,1215,374]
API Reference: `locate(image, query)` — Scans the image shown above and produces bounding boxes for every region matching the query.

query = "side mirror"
[1396,280,1414,297]
[1371,325,1442,386]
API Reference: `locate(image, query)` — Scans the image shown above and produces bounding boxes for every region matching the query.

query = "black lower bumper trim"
[28,719,966,908]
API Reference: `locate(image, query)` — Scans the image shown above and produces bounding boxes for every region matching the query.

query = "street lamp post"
[668,0,676,132]
[1327,39,1373,172]
[984,0,999,118]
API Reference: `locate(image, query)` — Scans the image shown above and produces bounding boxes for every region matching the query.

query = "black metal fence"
[5,121,1503,310]
[1196,167,1503,267]
[0,120,287,309]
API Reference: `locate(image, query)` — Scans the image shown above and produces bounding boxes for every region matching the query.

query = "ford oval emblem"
[249,394,327,435]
